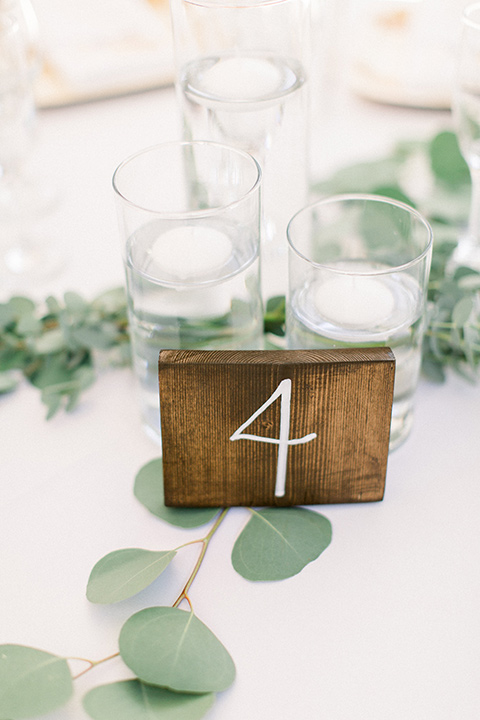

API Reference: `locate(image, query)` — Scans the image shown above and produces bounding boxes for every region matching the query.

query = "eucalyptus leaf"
[90,287,127,314]
[0,644,73,719]
[83,680,215,720]
[32,328,65,355]
[33,361,94,395]
[43,391,63,420]
[464,324,480,370]
[0,304,15,331]
[263,295,286,337]
[7,297,35,317]
[232,507,332,581]
[72,323,121,350]
[119,606,235,693]
[71,365,96,389]
[64,291,88,316]
[429,131,470,188]
[452,297,475,326]
[87,548,177,604]
[15,313,41,336]
[28,355,72,389]
[312,158,400,195]
[421,355,446,383]
[45,296,61,314]
[0,370,19,393]
[65,389,81,413]
[134,458,220,528]
[458,272,480,290]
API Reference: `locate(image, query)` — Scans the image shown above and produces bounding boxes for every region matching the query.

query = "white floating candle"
[314,275,395,329]
[199,56,282,101]
[147,225,233,281]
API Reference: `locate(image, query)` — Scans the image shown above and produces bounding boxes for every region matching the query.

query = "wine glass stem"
[468,167,480,246]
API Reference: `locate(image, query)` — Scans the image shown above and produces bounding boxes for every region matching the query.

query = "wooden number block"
[158,348,395,507]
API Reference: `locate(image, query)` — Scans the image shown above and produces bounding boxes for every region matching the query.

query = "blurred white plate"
[32,0,174,108]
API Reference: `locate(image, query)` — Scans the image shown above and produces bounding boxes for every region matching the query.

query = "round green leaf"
[64,291,87,315]
[421,356,446,383]
[452,297,474,326]
[458,272,480,291]
[16,313,41,336]
[87,548,177,604]
[91,287,127,314]
[8,297,35,318]
[232,507,332,581]
[119,607,235,693]
[0,304,15,330]
[42,390,63,420]
[0,644,73,719]
[83,680,215,720]
[29,355,73,389]
[429,131,470,187]
[134,458,220,528]
[0,371,19,394]
[32,328,65,355]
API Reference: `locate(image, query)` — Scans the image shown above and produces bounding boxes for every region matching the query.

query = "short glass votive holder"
[286,193,433,450]
[113,140,264,442]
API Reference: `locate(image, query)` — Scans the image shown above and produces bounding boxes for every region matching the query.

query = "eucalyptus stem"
[67,508,230,683]
[70,652,120,680]
[173,508,229,608]
[425,327,480,350]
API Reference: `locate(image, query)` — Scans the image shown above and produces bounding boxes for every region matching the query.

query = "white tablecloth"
[1,78,479,719]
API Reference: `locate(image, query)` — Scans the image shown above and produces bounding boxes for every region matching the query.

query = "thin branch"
[173,509,229,608]
[69,652,120,680]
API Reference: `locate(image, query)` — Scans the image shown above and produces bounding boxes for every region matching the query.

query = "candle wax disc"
[148,225,233,281]
[313,275,396,329]
[199,57,283,101]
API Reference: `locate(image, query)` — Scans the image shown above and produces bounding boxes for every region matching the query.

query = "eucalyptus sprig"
[1,130,479,421]
[0,287,130,416]
[0,457,332,719]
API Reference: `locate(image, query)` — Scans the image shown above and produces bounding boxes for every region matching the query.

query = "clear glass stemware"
[452,1,480,271]
[0,1,61,293]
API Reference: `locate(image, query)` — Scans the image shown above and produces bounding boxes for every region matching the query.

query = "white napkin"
[32,0,173,104]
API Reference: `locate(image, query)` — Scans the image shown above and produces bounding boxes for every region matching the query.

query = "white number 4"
[229,379,317,498]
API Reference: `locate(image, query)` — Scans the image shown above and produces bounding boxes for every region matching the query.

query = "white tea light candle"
[198,57,283,101]
[314,275,395,329]
[147,225,233,281]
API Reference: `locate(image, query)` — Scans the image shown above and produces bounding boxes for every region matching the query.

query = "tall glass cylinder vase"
[169,0,312,302]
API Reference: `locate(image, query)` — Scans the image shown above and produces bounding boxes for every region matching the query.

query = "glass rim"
[112,140,261,218]
[463,1,480,28]
[286,193,434,276]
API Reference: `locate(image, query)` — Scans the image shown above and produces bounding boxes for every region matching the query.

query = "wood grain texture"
[158,348,395,507]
